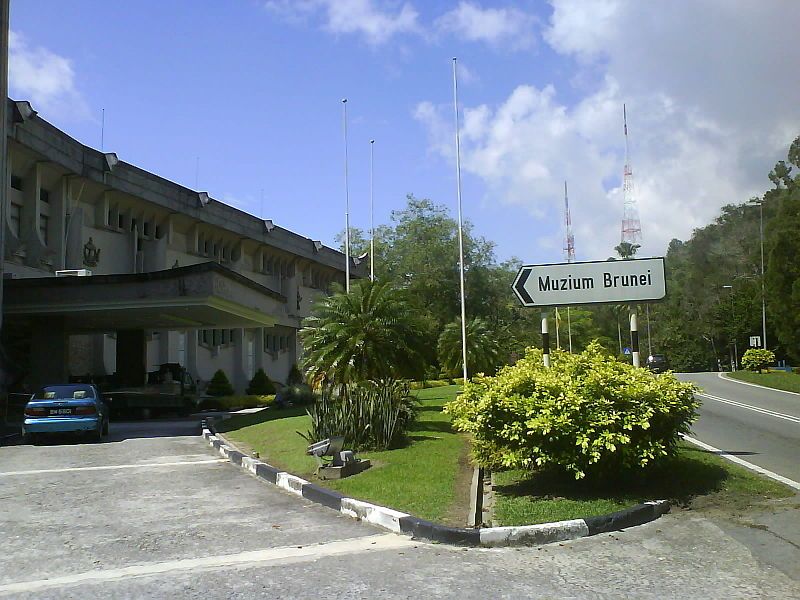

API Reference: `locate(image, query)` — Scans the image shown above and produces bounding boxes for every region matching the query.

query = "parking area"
[1,419,798,599]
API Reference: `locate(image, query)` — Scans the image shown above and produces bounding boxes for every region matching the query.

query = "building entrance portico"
[4,262,287,390]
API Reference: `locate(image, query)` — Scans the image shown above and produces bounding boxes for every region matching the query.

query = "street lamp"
[722,285,738,371]
[747,198,767,349]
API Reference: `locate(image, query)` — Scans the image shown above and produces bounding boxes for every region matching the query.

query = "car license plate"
[50,408,73,415]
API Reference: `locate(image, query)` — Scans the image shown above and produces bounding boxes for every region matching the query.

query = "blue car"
[22,384,110,444]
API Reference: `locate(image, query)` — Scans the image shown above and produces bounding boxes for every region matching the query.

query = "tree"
[764,136,800,362]
[246,368,275,395]
[437,317,502,380]
[614,241,641,259]
[300,279,426,387]
[206,369,234,397]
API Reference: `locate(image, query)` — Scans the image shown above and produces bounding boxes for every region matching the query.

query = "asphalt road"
[1,419,798,598]
[677,372,800,483]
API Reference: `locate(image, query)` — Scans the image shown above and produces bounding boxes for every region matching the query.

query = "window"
[107,208,113,227]
[130,218,137,232]
[39,214,49,245]
[118,213,125,229]
[10,175,22,191]
[9,202,21,237]
[143,221,151,237]
[39,188,50,203]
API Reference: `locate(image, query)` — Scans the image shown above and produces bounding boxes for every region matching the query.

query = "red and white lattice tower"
[563,180,575,263]
[621,104,642,244]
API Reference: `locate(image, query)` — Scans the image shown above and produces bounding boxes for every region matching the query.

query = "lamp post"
[722,285,738,371]
[452,58,468,383]
[747,198,767,349]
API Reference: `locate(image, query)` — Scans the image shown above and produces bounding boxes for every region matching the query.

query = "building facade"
[1,99,363,393]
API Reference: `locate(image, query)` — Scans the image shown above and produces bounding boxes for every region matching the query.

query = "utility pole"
[0,0,9,336]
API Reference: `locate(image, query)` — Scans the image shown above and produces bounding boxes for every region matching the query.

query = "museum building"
[1,99,362,393]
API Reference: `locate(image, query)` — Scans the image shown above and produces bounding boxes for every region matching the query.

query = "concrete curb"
[201,421,670,547]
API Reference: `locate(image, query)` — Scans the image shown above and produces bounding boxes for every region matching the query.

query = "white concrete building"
[1,100,363,393]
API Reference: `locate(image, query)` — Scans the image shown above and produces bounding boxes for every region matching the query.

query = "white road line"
[0,534,416,595]
[682,435,800,491]
[718,371,800,396]
[0,459,227,477]
[696,393,800,424]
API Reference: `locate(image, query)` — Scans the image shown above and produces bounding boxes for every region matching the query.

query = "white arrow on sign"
[512,257,667,307]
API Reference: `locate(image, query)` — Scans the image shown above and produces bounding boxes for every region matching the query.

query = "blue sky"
[9,1,800,264]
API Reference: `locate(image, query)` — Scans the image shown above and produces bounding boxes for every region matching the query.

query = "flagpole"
[369,138,375,282]
[342,99,350,293]
[452,57,468,384]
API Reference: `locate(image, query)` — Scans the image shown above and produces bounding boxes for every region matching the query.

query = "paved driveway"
[1,419,798,599]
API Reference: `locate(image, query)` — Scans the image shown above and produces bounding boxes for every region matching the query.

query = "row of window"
[7,182,51,245]
[196,329,291,354]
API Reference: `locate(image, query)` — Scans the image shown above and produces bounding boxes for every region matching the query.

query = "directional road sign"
[749,336,761,347]
[512,257,666,307]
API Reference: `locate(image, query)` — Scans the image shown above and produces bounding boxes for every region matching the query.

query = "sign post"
[512,258,666,367]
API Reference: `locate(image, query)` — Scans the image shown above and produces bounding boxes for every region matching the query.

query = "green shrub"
[246,368,276,395]
[301,379,417,451]
[408,379,452,390]
[741,348,775,373]
[206,369,234,397]
[198,395,274,411]
[287,364,304,386]
[445,342,699,480]
[285,383,315,405]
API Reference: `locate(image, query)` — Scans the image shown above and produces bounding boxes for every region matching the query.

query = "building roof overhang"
[4,262,286,332]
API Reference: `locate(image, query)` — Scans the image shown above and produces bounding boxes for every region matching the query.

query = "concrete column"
[185,330,199,380]
[30,317,69,390]
[158,330,171,365]
[92,334,107,376]
[232,328,248,394]
[254,327,265,373]
[116,329,146,386]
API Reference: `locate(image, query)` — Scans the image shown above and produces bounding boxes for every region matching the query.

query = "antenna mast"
[621,104,642,244]
[563,180,575,263]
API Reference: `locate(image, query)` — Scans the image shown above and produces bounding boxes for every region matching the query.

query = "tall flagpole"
[369,138,375,281]
[342,99,351,293]
[452,58,468,384]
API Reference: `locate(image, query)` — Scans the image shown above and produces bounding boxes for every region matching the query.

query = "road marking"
[697,393,800,423]
[718,371,800,396]
[682,435,800,491]
[0,534,417,595]
[0,459,227,477]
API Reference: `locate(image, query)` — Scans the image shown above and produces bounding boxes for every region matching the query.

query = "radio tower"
[620,104,642,244]
[563,180,575,262]
[563,180,575,352]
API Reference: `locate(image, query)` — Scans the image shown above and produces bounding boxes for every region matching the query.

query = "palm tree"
[437,317,501,380]
[300,279,425,388]
[614,241,641,259]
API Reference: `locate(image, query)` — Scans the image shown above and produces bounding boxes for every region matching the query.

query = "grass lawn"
[727,370,800,394]
[217,385,471,525]
[493,441,795,526]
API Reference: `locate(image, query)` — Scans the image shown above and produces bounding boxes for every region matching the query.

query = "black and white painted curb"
[202,423,670,547]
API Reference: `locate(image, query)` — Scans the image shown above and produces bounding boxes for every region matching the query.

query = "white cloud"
[416,1,800,261]
[436,2,537,50]
[9,31,89,120]
[265,0,420,45]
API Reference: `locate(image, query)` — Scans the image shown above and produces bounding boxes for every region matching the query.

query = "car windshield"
[33,385,95,401]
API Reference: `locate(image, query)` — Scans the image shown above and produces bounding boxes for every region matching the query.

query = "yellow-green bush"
[741,348,775,373]
[445,342,699,479]
[198,395,275,411]
[408,379,452,390]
